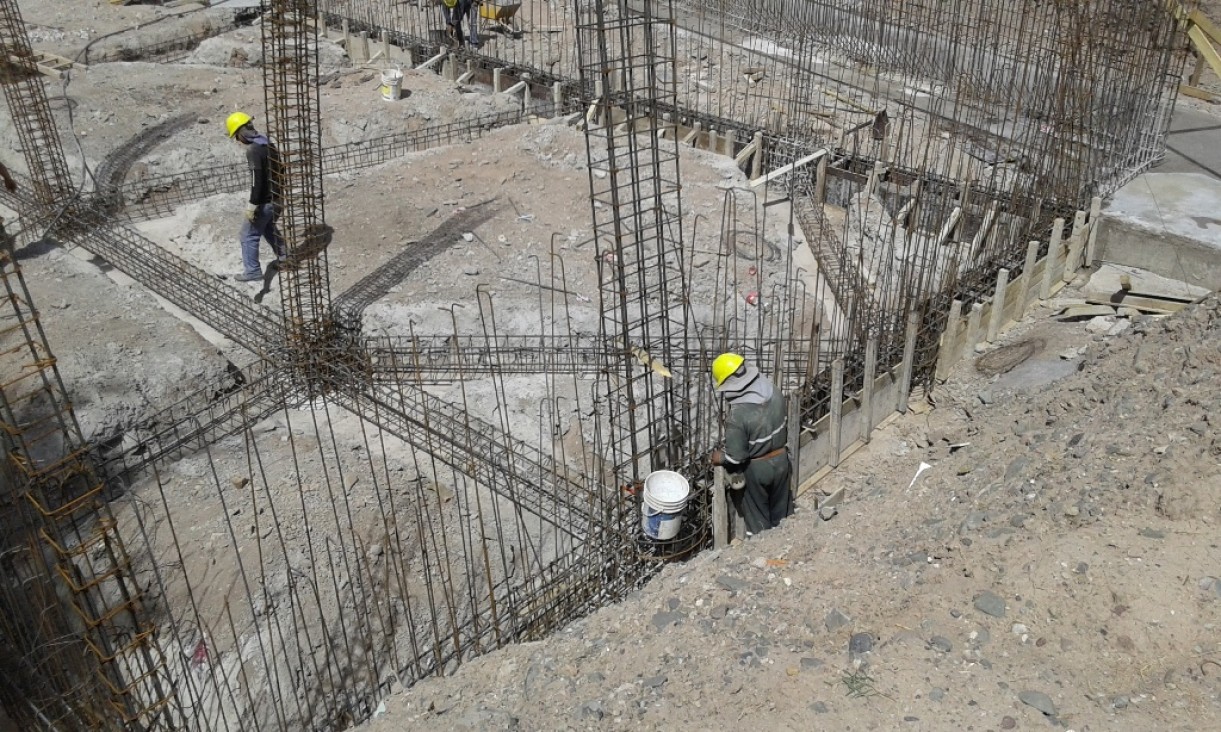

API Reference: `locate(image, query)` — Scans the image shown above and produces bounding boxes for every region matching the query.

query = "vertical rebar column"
[262,0,333,368]
[0,233,173,729]
[0,0,73,206]
[576,2,695,510]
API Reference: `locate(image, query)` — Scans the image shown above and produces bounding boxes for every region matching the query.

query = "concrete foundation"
[1095,172,1221,291]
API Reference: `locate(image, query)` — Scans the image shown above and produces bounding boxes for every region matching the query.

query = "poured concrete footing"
[1095,172,1221,292]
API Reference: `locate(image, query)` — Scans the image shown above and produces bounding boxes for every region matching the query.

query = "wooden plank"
[860,339,877,443]
[1064,210,1087,282]
[713,468,727,549]
[963,302,984,360]
[829,359,844,468]
[1085,292,1190,314]
[936,299,963,380]
[987,268,1009,342]
[1041,217,1066,299]
[750,148,827,188]
[814,155,829,203]
[750,131,764,179]
[897,310,919,414]
[1085,196,1102,266]
[1180,83,1218,102]
[1191,8,1221,44]
[1189,25,1221,85]
[1020,240,1040,315]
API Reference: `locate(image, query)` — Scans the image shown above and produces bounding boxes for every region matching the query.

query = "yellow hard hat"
[442,0,457,6]
[711,353,745,388]
[225,111,253,138]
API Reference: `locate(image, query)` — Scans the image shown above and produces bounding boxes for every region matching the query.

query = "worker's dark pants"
[730,452,793,535]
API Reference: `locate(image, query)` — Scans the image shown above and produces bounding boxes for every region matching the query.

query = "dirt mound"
[356,293,1221,731]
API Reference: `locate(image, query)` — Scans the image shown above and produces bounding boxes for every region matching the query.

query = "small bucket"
[640,470,690,541]
[379,68,404,101]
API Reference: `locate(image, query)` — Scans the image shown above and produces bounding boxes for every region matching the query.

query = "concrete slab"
[1096,172,1221,291]
[1161,106,1221,180]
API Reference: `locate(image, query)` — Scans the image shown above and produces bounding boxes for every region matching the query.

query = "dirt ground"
[354,291,1221,732]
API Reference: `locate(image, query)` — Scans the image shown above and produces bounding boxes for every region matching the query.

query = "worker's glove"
[727,472,747,491]
[245,204,258,223]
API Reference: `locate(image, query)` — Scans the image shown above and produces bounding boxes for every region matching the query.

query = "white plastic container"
[380,68,404,101]
[640,470,691,541]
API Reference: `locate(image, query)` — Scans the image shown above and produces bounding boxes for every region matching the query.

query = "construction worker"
[709,353,794,535]
[226,112,285,282]
[441,0,479,48]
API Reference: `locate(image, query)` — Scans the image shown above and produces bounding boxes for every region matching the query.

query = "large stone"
[973,591,1007,618]
[825,608,852,631]
[1018,689,1056,716]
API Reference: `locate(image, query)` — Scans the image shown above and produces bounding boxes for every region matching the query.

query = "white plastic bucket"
[640,470,690,541]
[380,69,403,101]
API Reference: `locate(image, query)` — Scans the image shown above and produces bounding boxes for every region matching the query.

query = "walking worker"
[441,0,480,48]
[709,352,794,535]
[226,112,285,282]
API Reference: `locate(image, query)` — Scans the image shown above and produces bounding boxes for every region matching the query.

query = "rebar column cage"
[0,0,73,206]
[262,0,334,360]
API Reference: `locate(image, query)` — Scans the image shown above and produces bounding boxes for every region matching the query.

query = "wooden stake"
[860,338,877,443]
[1064,210,1087,282]
[815,154,828,204]
[750,131,764,180]
[987,268,1009,342]
[897,309,919,413]
[1021,240,1039,315]
[381,30,391,61]
[936,299,963,380]
[1085,195,1102,267]
[713,468,727,549]
[829,359,844,468]
[963,302,983,359]
[1041,217,1065,299]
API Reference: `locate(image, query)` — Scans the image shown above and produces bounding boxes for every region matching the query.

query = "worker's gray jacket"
[721,372,787,470]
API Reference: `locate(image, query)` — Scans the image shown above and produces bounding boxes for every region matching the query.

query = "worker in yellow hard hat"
[440,0,480,48]
[225,111,285,283]
[709,352,793,535]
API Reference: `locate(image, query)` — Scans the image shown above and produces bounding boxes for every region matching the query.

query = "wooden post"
[860,338,877,443]
[897,309,919,413]
[358,31,370,62]
[1190,53,1206,86]
[750,131,764,180]
[936,299,963,380]
[829,358,844,468]
[342,18,351,52]
[815,154,829,204]
[786,393,801,504]
[381,30,391,61]
[1020,240,1039,315]
[865,161,886,198]
[1041,217,1065,299]
[493,67,503,93]
[1063,210,1087,282]
[987,268,1009,342]
[1085,195,1102,266]
[723,129,736,157]
[963,302,984,360]
[713,468,728,549]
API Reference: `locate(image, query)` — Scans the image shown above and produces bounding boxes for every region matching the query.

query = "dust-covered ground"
[355,291,1221,731]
